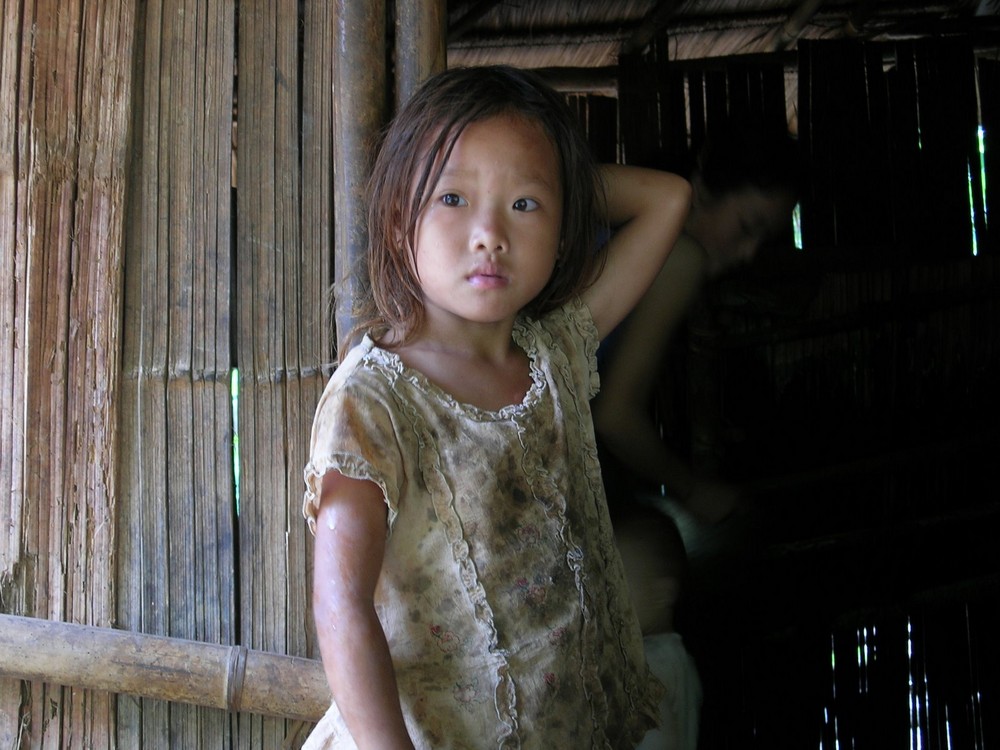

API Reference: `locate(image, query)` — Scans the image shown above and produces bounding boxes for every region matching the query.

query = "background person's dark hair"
[696,117,801,199]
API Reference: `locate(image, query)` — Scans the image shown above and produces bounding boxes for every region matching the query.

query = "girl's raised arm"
[582,165,691,339]
[312,471,416,750]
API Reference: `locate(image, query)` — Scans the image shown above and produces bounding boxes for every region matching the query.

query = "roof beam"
[770,0,828,51]
[448,0,503,42]
[621,0,685,55]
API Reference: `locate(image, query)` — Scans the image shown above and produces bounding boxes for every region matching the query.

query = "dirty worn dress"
[302,299,661,749]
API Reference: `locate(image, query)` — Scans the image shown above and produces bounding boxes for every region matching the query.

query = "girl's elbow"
[651,173,691,215]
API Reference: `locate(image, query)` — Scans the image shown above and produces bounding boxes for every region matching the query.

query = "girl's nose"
[471,206,508,253]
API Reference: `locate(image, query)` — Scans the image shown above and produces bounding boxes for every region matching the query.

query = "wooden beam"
[770,0,828,51]
[448,0,502,43]
[621,0,685,56]
[533,66,619,95]
[0,615,331,722]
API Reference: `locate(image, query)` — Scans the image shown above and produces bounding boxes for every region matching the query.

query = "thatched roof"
[447,0,1000,71]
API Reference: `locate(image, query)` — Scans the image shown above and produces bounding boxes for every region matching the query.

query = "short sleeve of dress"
[535,297,602,400]
[302,341,403,536]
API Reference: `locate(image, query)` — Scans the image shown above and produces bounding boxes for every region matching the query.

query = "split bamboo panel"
[798,38,982,256]
[117,0,236,746]
[0,2,135,747]
[235,2,335,747]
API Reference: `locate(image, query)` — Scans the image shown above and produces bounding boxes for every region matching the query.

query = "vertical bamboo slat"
[117,0,236,747]
[617,51,661,167]
[297,0,337,695]
[1,2,32,742]
[0,1,135,747]
[0,1,26,592]
[911,40,979,259]
[235,2,334,746]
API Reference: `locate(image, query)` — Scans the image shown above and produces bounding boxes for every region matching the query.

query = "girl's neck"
[386,323,533,411]
[386,313,519,363]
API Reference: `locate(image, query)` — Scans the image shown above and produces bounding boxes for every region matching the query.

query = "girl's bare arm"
[582,165,691,340]
[313,471,415,750]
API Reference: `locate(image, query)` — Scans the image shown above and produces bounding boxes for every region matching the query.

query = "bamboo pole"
[333,0,387,350]
[394,0,446,108]
[0,614,331,723]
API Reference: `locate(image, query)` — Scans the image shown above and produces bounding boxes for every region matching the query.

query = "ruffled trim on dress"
[376,349,521,745]
[556,297,602,400]
[302,451,399,536]
[530,300,666,747]
[516,304,619,742]
[363,337,546,422]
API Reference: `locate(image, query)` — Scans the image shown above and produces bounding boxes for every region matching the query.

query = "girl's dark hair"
[696,117,802,199]
[346,65,604,351]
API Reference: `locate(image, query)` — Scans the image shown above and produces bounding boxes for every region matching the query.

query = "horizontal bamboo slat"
[0,614,330,722]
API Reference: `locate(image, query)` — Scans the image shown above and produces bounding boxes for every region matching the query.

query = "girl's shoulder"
[314,336,407,426]
[524,296,596,340]
[520,297,601,396]
[327,335,403,390]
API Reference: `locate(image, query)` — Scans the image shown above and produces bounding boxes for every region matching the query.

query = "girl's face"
[411,113,563,333]
[688,184,797,277]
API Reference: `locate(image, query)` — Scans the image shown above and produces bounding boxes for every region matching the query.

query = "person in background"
[302,65,691,749]
[595,119,801,750]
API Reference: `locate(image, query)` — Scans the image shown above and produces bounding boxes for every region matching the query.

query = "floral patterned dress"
[303,298,661,749]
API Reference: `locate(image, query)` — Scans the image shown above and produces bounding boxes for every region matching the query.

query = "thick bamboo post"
[333,0,387,350]
[394,0,447,108]
[0,614,331,722]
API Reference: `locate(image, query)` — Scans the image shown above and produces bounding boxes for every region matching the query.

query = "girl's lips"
[467,263,508,288]
[468,272,508,289]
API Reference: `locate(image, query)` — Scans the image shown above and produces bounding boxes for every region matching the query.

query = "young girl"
[302,65,690,749]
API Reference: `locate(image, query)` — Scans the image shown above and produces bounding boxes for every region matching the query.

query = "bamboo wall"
[1,1,337,747]
[2,2,134,746]
[615,37,1000,749]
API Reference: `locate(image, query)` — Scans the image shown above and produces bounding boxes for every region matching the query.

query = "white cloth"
[636,632,702,750]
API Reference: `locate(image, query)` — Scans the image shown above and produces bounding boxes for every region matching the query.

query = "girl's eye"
[441,193,466,207]
[513,197,539,212]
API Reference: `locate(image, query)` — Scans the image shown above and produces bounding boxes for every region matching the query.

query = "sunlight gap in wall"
[820,613,989,750]
[969,125,988,257]
[232,367,241,513]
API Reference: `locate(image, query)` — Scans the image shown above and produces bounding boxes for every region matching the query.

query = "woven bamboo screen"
[2,1,336,747]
